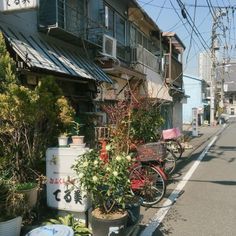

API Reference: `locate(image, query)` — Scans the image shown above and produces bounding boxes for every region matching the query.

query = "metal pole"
[169,37,172,81]
[210,10,220,126]
[210,23,216,126]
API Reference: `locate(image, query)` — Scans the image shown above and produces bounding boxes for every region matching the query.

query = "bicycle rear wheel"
[164,149,176,175]
[166,139,183,160]
[130,164,166,206]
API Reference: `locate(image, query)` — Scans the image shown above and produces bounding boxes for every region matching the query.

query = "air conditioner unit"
[103,34,117,58]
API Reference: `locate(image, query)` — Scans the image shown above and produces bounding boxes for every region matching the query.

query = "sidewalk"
[182,124,222,157]
[128,124,224,236]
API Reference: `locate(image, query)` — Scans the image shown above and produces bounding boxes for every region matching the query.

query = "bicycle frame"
[130,160,167,190]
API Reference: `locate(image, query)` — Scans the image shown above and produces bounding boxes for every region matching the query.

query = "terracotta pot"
[91,209,128,236]
[71,135,84,145]
[0,216,22,236]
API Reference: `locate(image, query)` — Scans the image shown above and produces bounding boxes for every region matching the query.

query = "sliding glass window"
[115,14,126,45]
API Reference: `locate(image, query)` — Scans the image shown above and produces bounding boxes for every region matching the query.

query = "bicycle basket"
[137,142,167,161]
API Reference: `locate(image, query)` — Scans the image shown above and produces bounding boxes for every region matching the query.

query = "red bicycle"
[129,141,176,206]
[95,127,176,206]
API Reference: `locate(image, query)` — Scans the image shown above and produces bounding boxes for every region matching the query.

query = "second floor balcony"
[131,44,160,73]
[38,0,104,48]
[164,53,183,88]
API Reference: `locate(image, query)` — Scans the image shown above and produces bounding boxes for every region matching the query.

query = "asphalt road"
[138,120,236,236]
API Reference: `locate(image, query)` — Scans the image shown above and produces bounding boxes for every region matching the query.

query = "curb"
[183,125,225,158]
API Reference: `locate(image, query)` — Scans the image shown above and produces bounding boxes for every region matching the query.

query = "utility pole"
[210,9,224,125]
[210,14,218,126]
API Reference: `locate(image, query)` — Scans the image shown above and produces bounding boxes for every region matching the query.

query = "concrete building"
[0,0,186,129]
[183,75,206,125]
[222,64,236,115]
[199,51,211,84]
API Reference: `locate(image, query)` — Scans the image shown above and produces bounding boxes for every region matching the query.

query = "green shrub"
[45,214,91,236]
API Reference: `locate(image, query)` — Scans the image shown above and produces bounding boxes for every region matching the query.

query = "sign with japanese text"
[47,175,89,212]
[192,107,198,137]
[46,147,90,212]
[0,0,38,13]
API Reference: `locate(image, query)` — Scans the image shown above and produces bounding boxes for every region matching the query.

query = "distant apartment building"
[199,51,211,84]
[183,75,208,125]
[199,51,211,120]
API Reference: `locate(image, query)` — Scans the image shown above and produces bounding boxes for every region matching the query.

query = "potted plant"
[45,213,91,236]
[125,195,142,227]
[16,182,38,209]
[72,149,132,236]
[70,121,85,146]
[0,179,28,236]
[58,132,69,147]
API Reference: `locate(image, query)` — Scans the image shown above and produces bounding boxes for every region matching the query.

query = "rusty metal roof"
[1,24,112,83]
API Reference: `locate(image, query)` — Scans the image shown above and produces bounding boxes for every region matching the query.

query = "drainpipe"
[169,37,172,82]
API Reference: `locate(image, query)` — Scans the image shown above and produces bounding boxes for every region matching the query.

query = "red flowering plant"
[102,96,164,153]
[102,100,131,155]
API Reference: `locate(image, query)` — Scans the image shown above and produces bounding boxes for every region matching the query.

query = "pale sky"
[137,0,236,77]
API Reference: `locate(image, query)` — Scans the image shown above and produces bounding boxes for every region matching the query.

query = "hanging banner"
[0,0,38,13]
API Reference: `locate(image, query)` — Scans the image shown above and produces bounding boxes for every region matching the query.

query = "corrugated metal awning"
[0,24,112,83]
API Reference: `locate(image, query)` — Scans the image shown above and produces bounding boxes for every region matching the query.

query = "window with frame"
[137,30,142,45]
[58,0,65,28]
[130,25,137,47]
[143,36,148,49]
[115,14,126,45]
[106,6,114,37]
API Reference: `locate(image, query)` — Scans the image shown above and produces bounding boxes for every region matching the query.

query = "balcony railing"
[164,54,183,87]
[39,0,129,61]
[39,0,105,46]
[131,44,160,72]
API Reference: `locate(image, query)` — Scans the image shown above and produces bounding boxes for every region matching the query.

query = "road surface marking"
[140,125,226,236]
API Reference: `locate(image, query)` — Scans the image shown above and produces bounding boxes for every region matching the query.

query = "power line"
[155,0,168,22]
[186,0,197,64]
[137,0,236,9]
[168,0,210,60]
[176,0,212,53]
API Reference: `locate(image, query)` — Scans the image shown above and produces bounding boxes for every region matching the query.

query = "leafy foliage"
[45,214,91,236]
[130,98,164,143]
[16,182,37,191]
[0,179,28,221]
[102,98,164,153]
[72,149,132,214]
[0,33,75,182]
[102,101,131,155]
[0,33,18,93]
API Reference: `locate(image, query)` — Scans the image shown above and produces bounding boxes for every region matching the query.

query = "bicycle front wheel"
[130,164,166,206]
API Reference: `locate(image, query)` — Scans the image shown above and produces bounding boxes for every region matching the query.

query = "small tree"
[0,33,75,182]
[130,98,164,143]
[102,97,164,155]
